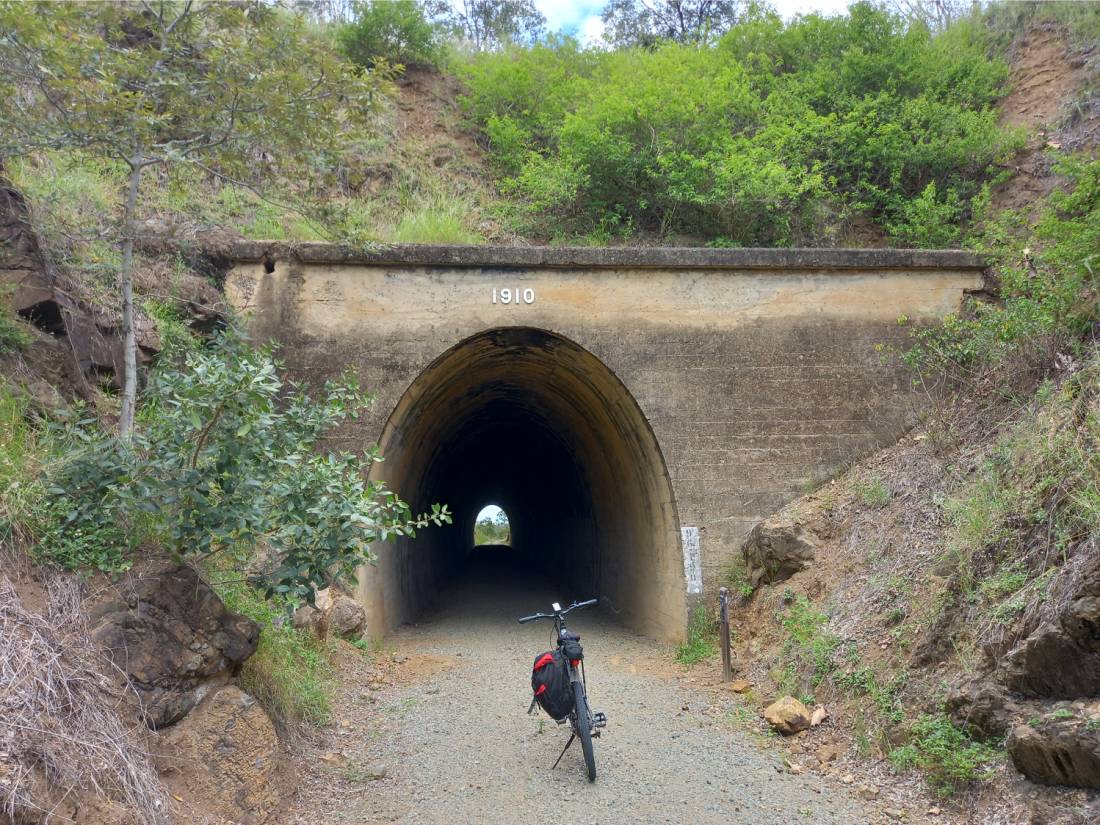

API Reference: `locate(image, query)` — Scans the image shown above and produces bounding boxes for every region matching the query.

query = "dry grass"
[0,574,168,824]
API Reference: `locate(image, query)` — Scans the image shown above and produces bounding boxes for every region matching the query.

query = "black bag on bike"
[560,631,583,662]
[531,650,573,720]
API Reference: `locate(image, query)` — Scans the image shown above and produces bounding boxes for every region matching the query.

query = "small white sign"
[492,287,535,305]
[681,526,702,595]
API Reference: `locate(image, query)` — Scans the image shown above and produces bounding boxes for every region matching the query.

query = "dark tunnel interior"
[358,327,688,642]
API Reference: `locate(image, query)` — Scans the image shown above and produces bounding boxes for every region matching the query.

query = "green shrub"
[339,0,445,68]
[676,604,717,666]
[886,182,961,248]
[35,328,451,596]
[778,595,840,700]
[907,156,1100,379]
[835,666,906,724]
[890,713,1001,795]
[725,555,755,598]
[458,4,1018,244]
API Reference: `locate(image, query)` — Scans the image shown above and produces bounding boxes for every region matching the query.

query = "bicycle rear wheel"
[572,680,596,782]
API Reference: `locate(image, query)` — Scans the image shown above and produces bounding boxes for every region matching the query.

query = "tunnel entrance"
[358,327,686,642]
[473,504,511,547]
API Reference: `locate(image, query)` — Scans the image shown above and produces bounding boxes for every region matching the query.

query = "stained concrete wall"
[224,243,986,641]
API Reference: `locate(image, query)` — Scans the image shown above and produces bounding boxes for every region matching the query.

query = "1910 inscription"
[492,287,535,305]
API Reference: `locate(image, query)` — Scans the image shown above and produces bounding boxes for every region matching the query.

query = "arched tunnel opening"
[473,504,511,547]
[358,327,687,643]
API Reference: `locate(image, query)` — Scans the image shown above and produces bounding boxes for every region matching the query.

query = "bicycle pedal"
[593,711,607,728]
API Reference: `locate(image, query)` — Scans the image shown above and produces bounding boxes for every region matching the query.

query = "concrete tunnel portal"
[359,327,688,643]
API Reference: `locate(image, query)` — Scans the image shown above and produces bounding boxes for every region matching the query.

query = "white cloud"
[579,15,606,45]
[534,0,607,35]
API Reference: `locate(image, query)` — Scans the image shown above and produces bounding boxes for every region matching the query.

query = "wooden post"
[719,586,732,682]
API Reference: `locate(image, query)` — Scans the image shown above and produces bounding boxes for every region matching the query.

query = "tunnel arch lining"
[359,326,687,642]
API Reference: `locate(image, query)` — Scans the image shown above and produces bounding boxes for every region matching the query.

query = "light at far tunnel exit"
[473,504,511,547]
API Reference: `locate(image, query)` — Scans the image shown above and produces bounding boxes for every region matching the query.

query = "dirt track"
[289,552,877,825]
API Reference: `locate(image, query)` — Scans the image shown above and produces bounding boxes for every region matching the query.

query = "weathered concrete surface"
[224,243,985,643]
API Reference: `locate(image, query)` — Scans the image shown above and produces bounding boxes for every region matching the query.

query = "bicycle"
[519,599,607,782]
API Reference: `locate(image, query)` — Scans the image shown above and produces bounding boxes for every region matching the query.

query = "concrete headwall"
[225,243,985,640]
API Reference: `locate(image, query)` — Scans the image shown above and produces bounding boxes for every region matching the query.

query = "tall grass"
[215,577,334,730]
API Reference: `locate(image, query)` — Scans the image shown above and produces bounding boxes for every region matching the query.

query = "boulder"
[1007,713,1100,789]
[88,565,260,728]
[763,696,812,735]
[999,544,1100,700]
[945,681,1022,740]
[292,603,321,632]
[741,516,816,587]
[327,594,366,638]
[154,686,293,825]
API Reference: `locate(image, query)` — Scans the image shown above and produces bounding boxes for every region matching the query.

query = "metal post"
[719,586,732,682]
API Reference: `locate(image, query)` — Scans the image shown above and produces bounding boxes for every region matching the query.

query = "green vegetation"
[907,156,1100,380]
[987,0,1100,48]
[21,328,449,600]
[393,198,481,244]
[725,555,755,598]
[0,323,451,727]
[473,506,510,545]
[459,3,1019,244]
[854,476,892,509]
[217,578,333,728]
[339,0,444,68]
[835,666,906,725]
[889,713,1001,795]
[337,0,547,69]
[935,355,1098,603]
[776,595,840,702]
[676,604,717,666]
[0,389,40,536]
[0,287,31,353]
[0,0,392,433]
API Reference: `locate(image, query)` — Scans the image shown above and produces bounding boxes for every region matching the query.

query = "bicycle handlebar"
[517,598,598,624]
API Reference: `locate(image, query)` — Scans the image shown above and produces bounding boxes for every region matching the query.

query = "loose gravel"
[290,557,876,825]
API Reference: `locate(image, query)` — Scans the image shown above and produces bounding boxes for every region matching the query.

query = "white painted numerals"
[492,287,535,305]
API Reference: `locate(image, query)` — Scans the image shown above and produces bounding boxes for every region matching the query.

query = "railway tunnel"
[359,327,687,642]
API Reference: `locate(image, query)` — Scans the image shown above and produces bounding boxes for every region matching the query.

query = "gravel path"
[291,554,877,824]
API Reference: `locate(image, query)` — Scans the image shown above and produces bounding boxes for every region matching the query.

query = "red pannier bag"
[531,649,574,720]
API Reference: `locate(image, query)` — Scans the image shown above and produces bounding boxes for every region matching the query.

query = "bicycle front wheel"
[572,680,596,782]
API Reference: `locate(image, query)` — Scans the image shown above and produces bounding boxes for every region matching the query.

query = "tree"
[888,0,976,32]
[601,0,742,47]
[0,1,390,438]
[41,328,452,602]
[339,0,451,67]
[450,0,545,51]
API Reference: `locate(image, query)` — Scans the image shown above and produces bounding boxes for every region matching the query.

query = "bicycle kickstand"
[551,733,575,770]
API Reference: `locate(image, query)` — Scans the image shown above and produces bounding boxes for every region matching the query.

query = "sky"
[533,0,855,45]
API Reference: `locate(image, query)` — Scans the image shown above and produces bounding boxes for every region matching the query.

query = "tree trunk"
[118,153,143,439]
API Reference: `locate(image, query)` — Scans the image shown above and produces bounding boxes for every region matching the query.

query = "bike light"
[552,602,561,612]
